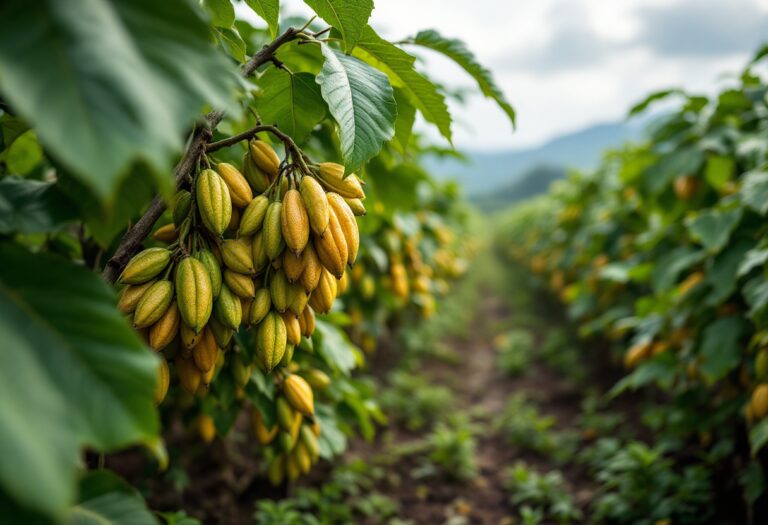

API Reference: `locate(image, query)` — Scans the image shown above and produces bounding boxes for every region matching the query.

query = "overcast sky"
[243,0,768,150]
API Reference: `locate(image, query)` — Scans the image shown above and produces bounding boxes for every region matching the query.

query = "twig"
[102,27,305,283]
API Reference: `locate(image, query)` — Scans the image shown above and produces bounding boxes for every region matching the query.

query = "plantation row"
[497,47,768,516]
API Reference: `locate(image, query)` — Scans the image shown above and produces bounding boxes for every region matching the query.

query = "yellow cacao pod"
[196,414,216,443]
[251,231,269,273]
[317,162,365,199]
[286,453,300,481]
[308,269,336,314]
[303,368,330,390]
[152,223,177,243]
[299,306,315,338]
[283,250,305,283]
[117,280,156,314]
[280,344,295,367]
[176,356,202,394]
[281,311,301,346]
[223,269,256,298]
[134,280,173,329]
[249,139,280,180]
[149,300,180,350]
[239,195,270,236]
[213,284,242,330]
[242,152,272,193]
[337,271,348,297]
[216,162,253,207]
[227,206,241,232]
[202,357,216,387]
[289,289,309,316]
[195,249,222,299]
[300,244,322,293]
[284,374,314,416]
[314,209,347,278]
[196,169,232,235]
[209,317,234,348]
[192,328,218,373]
[267,456,285,486]
[263,202,284,260]
[270,270,296,313]
[344,198,366,216]
[251,407,278,445]
[180,322,201,351]
[119,247,170,284]
[751,384,768,420]
[258,311,287,372]
[293,442,311,474]
[171,189,192,227]
[281,189,310,254]
[249,288,272,325]
[277,396,295,431]
[300,424,320,461]
[155,355,170,405]
[176,257,213,333]
[221,239,255,274]
[624,340,653,369]
[300,176,330,236]
[326,193,359,266]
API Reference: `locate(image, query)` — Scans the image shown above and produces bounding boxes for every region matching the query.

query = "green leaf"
[651,246,706,293]
[750,418,768,456]
[0,242,159,520]
[303,0,373,52]
[643,147,703,194]
[740,170,768,215]
[316,45,396,172]
[202,0,235,28]
[628,88,684,116]
[314,320,357,375]
[244,0,279,38]
[315,403,347,458]
[216,27,247,62]
[705,240,751,305]
[0,0,237,200]
[254,69,327,143]
[404,29,515,127]
[698,316,748,382]
[685,207,743,253]
[0,177,78,234]
[738,246,768,277]
[704,155,733,190]
[354,26,451,143]
[3,129,43,175]
[70,471,160,525]
[392,88,416,152]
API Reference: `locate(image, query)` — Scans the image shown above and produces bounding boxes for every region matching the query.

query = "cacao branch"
[102,27,305,283]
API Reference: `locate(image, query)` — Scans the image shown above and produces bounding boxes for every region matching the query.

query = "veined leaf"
[0,177,78,234]
[355,26,451,143]
[316,45,396,172]
[254,68,327,143]
[392,88,416,151]
[303,0,373,52]
[0,242,159,520]
[0,0,238,200]
[403,29,515,127]
[202,0,235,28]
[70,471,159,525]
[245,0,279,38]
[685,207,743,254]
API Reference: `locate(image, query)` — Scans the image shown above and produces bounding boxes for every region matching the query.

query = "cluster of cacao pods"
[116,138,365,413]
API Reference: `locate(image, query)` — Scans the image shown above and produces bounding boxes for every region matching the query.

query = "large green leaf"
[0,242,159,520]
[354,26,451,143]
[202,0,235,28]
[303,0,373,52]
[740,170,768,215]
[403,29,515,127]
[0,177,78,234]
[254,68,327,143]
[245,0,279,38]
[698,316,748,382]
[0,0,237,200]
[685,207,743,253]
[392,87,416,152]
[643,147,703,194]
[70,471,159,525]
[316,45,396,172]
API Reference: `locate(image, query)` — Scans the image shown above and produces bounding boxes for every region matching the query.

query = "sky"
[241,0,768,151]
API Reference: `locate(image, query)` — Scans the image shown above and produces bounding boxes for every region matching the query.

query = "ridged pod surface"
[152,223,177,243]
[223,269,256,298]
[258,311,287,372]
[317,162,365,199]
[283,250,304,282]
[344,198,366,216]
[119,247,170,284]
[270,270,295,313]
[239,195,270,236]
[249,139,280,179]
[276,397,294,431]
[281,311,301,346]
[242,152,272,193]
[299,176,329,236]
[221,239,255,274]
[180,323,201,350]
[176,257,213,333]
[249,288,271,325]
[284,374,314,416]
[193,328,218,372]
[216,162,253,207]
[326,193,359,266]
[263,202,284,260]
[214,284,242,330]
[149,300,180,350]
[133,280,173,328]
[117,280,156,314]
[209,317,234,348]
[314,209,347,278]
[176,356,202,394]
[155,356,170,405]
[196,169,232,235]
[299,306,315,337]
[300,244,322,293]
[281,189,310,254]
[195,249,222,299]
[308,269,336,314]
[289,288,309,316]
[251,231,269,273]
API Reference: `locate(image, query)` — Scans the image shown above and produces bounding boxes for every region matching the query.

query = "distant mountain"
[426,120,644,197]
[472,164,566,212]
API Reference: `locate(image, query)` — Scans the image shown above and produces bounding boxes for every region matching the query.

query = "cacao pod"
[289,288,309,316]
[209,317,234,348]
[326,193,359,266]
[270,269,296,313]
[283,250,305,282]
[281,189,310,254]
[751,384,768,420]
[300,424,319,460]
[756,349,768,380]
[263,201,284,260]
[280,344,294,367]
[249,139,280,179]
[314,208,347,278]
[196,414,216,443]
[239,195,270,236]
[304,368,330,390]
[257,311,287,372]
[171,190,192,227]
[300,244,322,293]
[344,197,366,216]
[223,269,256,298]
[300,176,330,236]
[337,271,348,296]
[119,247,170,284]
[195,249,222,299]
[221,239,255,274]
[152,223,177,243]
[192,328,218,373]
[214,284,242,330]
[293,442,311,474]
[155,355,170,405]
[227,206,241,231]
[316,162,365,199]
[308,268,336,314]
[180,323,201,351]
[216,162,253,207]
[276,396,294,431]
[281,311,301,346]
[117,280,155,314]
[280,431,295,454]
[285,452,300,480]
[176,356,202,394]
[284,374,314,416]
[249,288,272,325]
[196,169,232,235]
[251,407,278,445]
[176,257,213,333]
[674,175,698,200]
[243,152,272,193]
[251,231,269,273]
[134,280,174,329]
[299,306,315,338]
[149,300,180,350]
[267,456,285,486]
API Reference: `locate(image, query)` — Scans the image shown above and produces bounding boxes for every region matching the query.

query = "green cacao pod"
[223,269,256,298]
[208,317,234,348]
[249,139,280,179]
[221,239,255,274]
[216,162,253,208]
[119,247,170,284]
[251,231,270,273]
[172,190,192,227]
[133,280,173,329]
[117,280,156,314]
[284,374,314,416]
[276,396,295,431]
[300,176,329,236]
[214,284,242,330]
[242,152,272,193]
[281,189,310,255]
[195,249,222,299]
[196,168,232,235]
[239,195,270,236]
[175,257,213,333]
[263,201,284,260]
[270,269,296,313]
[257,311,287,372]
[249,288,271,325]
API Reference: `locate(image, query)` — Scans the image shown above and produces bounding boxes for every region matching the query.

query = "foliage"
[495,328,535,376]
[379,371,455,431]
[503,461,582,525]
[420,415,479,482]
